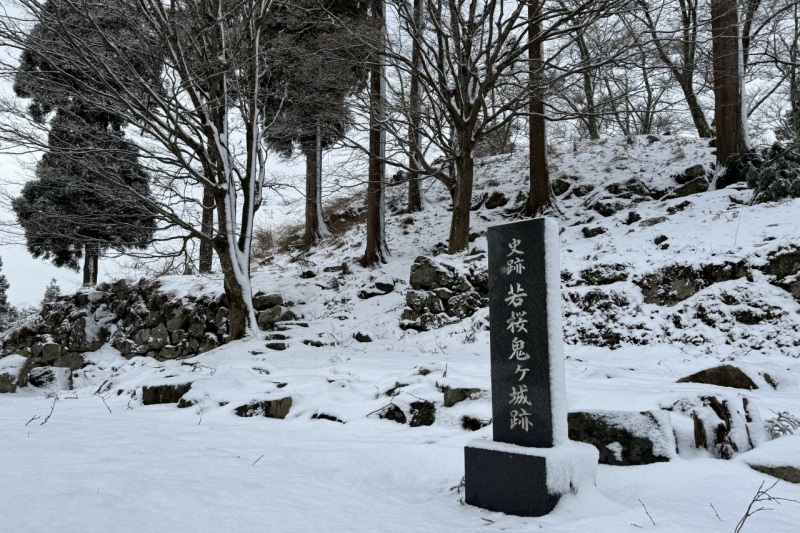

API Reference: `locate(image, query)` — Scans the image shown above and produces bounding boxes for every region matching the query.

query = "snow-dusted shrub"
[747,144,800,204]
[765,411,800,438]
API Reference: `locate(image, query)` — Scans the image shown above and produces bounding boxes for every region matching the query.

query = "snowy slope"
[1,135,800,532]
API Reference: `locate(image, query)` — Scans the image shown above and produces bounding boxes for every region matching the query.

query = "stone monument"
[464,217,598,517]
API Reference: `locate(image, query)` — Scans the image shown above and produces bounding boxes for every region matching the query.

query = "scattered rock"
[443,386,481,407]
[462,416,490,431]
[592,199,627,217]
[357,275,395,299]
[353,332,372,343]
[625,211,641,225]
[142,382,193,405]
[235,397,293,419]
[552,177,571,196]
[567,410,675,465]
[409,400,436,427]
[667,200,693,214]
[266,342,287,350]
[311,413,344,424]
[677,365,758,390]
[572,183,595,197]
[299,270,316,279]
[673,164,706,184]
[484,191,509,209]
[252,293,283,310]
[673,177,709,197]
[749,465,800,483]
[640,216,668,227]
[582,226,607,238]
[302,340,327,348]
[654,235,668,245]
[379,404,407,424]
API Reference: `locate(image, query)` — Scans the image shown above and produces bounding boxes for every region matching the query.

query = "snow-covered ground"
[2,135,800,532]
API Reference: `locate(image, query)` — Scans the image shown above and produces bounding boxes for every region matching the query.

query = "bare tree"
[372,0,623,253]
[633,0,714,138]
[1,0,284,339]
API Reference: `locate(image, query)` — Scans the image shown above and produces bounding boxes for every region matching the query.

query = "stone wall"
[1,279,293,387]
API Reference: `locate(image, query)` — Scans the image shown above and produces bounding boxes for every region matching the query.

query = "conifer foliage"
[11,0,156,286]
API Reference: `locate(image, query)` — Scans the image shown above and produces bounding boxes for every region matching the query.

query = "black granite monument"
[464,217,598,517]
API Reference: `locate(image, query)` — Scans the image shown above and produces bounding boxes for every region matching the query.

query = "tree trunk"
[213,187,257,340]
[304,142,321,246]
[447,156,474,253]
[583,70,600,140]
[526,2,550,216]
[199,187,214,273]
[362,0,388,267]
[214,237,251,341]
[711,0,749,163]
[407,0,423,213]
[683,81,715,139]
[82,243,99,286]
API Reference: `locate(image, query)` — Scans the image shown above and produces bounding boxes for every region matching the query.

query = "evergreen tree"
[0,257,15,332]
[264,0,370,246]
[42,278,62,304]
[0,257,10,317]
[12,0,156,286]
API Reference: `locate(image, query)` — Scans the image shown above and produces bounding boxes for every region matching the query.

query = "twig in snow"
[40,396,58,425]
[638,498,655,526]
[25,415,41,426]
[99,395,112,414]
[366,401,400,417]
[252,455,264,466]
[94,379,110,395]
[734,481,800,533]
[709,502,721,521]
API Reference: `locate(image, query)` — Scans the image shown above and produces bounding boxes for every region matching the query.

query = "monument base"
[464,439,598,517]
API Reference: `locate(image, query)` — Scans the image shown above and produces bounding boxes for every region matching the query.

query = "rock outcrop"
[1,279,293,388]
[400,255,488,331]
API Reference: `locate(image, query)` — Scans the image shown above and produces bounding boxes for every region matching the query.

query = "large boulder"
[665,394,768,459]
[142,382,193,405]
[568,410,675,465]
[677,365,758,390]
[27,367,72,390]
[235,397,293,419]
[409,256,458,291]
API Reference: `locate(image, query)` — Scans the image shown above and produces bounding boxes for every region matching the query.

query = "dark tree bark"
[303,123,328,245]
[82,243,99,286]
[362,0,388,267]
[711,0,749,164]
[448,154,474,252]
[406,0,423,213]
[199,187,214,273]
[526,1,550,216]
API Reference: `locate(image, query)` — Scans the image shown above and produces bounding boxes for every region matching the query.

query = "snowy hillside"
[1,135,799,532]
